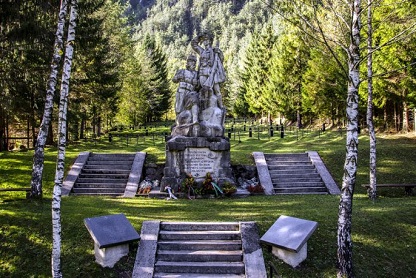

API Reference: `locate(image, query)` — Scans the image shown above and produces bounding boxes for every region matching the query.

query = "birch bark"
[30,0,69,198]
[52,1,77,277]
[337,1,361,277]
[366,0,377,200]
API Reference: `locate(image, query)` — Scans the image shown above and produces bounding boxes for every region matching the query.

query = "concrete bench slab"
[260,215,318,268]
[84,213,140,267]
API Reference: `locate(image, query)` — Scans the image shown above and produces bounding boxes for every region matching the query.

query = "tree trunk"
[337,1,361,277]
[97,116,102,137]
[402,96,409,133]
[30,0,69,199]
[52,1,77,277]
[414,108,416,134]
[367,0,377,201]
[0,107,6,151]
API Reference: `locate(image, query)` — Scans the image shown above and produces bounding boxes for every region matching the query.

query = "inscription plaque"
[183,147,220,178]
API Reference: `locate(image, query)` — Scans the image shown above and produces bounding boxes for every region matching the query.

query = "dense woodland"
[1,0,415,151]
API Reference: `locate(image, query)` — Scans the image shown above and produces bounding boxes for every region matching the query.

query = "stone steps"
[154,273,245,278]
[154,261,245,274]
[133,221,266,277]
[155,222,244,276]
[70,153,135,196]
[264,153,328,195]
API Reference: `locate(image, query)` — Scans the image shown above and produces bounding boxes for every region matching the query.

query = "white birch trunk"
[52,1,78,277]
[402,99,409,132]
[30,0,69,198]
[337,1,361,277]
[367,0,377,201]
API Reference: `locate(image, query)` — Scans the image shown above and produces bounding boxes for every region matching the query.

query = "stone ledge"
[166,136,230,151]
[62,151,90,196]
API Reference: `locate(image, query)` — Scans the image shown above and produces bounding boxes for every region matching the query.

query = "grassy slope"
[1,129,415,277]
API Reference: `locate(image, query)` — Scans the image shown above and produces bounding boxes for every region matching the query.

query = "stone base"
[272,243,307,268]
[161,136,234,192]
[94,243,129,268]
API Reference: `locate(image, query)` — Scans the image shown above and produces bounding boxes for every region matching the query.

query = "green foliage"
[302,47,347,125]
[267,26,310,124]
[1,131,416,277]
[71,0,131,136]
[239,24,277,115]
[0,0,59,149]
[360,0,416,130]
[142,34,171,121]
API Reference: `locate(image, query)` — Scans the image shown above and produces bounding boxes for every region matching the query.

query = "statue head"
[186,54,197,70]
[199,32,213,47]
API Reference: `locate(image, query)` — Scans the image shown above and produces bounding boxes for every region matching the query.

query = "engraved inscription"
[183,148,220,178]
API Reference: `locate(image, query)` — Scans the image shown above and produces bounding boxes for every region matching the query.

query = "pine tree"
[140,34,171,122]
[239,24,276,116]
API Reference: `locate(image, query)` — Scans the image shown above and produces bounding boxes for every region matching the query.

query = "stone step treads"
[88,153,135,160]
[77,173,129,179]
[268,168,319,174]
[73,182,127,188]
[274,188,328,195]
[156,249,243,262]
[261,152,329,195]
[85,160,134,165]
[272,182,325,188]
[155,222,244,276]
[265,153,310,161]
[160,222,239,231]
[270,174,322,183]
[157,240,242,251]
[159,230,241,241]
[71,187,126,194]
[70,153,135,196]
[133,221,266,278]
[76,178,129,184]
[83,164,133,170]
[80,169,131,174]
[154,273,245,278]
[70,192,124,197]
[154,261,245,275]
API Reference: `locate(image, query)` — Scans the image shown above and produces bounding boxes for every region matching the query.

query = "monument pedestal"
[161,136,233,192]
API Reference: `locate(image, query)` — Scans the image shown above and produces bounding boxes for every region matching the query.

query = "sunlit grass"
[0,130,416,277]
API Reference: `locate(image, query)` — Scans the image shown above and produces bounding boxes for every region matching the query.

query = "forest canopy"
[1,0,415,150]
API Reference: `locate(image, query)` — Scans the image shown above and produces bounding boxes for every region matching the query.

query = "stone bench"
[84,213,140,268]
[260,215,318,268]
[362,184,415,195]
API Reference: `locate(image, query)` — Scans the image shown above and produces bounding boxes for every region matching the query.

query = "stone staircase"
[71,153,135,196]
[133,221,266,278]
[264,153,329,195]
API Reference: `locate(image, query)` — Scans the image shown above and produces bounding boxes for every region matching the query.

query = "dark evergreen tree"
[239,24,276,116]
[140,34,171,121]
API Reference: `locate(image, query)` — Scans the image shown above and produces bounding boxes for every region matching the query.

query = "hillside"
[129,0,277,111]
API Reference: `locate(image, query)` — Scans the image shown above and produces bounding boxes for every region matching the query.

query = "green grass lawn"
[1,129,415,277]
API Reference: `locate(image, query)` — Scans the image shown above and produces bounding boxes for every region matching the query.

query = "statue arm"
[214,47,224,62]
[191,36,203,54]
[172,69,184,83]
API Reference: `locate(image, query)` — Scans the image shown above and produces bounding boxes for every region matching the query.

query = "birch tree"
[265,1,362,276]
[30,0,69,198]
[52,0,78,276]
[363,0,416,199]
[366,0,377,200]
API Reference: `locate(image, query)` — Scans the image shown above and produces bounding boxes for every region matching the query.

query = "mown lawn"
[1,129,415,277]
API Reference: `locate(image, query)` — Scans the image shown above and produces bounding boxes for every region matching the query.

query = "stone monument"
[161,33,233,192]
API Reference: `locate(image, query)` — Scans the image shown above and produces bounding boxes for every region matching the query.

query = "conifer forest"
[1,0,415,151]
